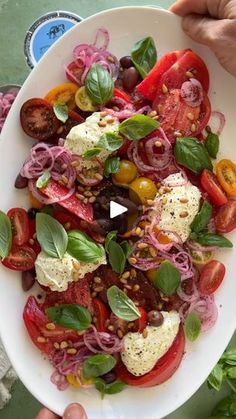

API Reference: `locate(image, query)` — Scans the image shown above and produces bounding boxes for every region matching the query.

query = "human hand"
[170,0,236,77]
[36,403,88,419]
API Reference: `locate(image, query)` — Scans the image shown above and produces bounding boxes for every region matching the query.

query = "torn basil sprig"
[131,36,157,78]
[107,285,141,321]
[0,210,12,259]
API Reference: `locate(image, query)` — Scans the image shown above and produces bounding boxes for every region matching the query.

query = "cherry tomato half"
[65,62,83,84]
[20,98,60,141]
[112,160,138,186]
[135,307,148,332]
[92,298,110,332]
[200,169,228,206]
[215,200,236,233]
[216,159,236,197]
[116,325,185,387]
[44,83,78,110]
[2,245,36,271]
[7,208,30,246]
[129,177,158,204]
[198,260,226,295]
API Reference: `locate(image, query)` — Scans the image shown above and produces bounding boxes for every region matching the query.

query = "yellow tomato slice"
[29,192,43,209]
[44,83,78,110]
[216,159,236,196]
[66,374,81,389]
[75,86,98,112]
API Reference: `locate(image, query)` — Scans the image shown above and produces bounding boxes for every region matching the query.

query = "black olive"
[148,310,164,327]
[113,213,128,234]
[120,55,133,69]
[101,370,117,384]
[96,218,115,233]
[22,270,36,292]
[122,67,140,91]
[27,208,39,219]
[114,197,138,215]
[14,173,28,189]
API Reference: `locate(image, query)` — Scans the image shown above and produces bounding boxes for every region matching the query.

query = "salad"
[1,28,236,396]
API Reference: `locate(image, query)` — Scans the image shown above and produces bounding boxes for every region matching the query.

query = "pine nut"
[84,190,93,197]
[149,110,157,117]
[138,242,148,250]
[187,112,194,121]
[117,329,123,338]
[73,261,81,270]
[108,325,115,331]
[147,199,154,206]
[142,328,148,338]
[106,117,115,124]
[155,140,162,147]
[128,322,135,329]
[94,276,102,284]
[76,193,84,201]
[180,211,189,218]
[98,120,107,127]
[61,175,68,184]
[129,257,137,264]
[162,84,168,94]
[54,342,60,349]
[67,348,77,355]
[122,271,130,280]
[94,286,104,293]
[89,196,96,203]
[135,227,142,236]
[149,247,157,257]
[60,341,68,349]
[100,111,108,117]
[29,238,34,245]
[120,277,128,284]
[37,336,46,343]
[95,173,103,180]
[46,323,56,330]
[180,198,189,204]
[191,123,196,132]
[186,71,194,78]
[64,222,71,230]
[133,284,140,292]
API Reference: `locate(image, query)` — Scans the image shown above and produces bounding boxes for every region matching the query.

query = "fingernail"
[63,403,87,419]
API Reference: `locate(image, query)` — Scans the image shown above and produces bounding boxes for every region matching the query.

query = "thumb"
[63,403,88,419]
[182,14,219,47]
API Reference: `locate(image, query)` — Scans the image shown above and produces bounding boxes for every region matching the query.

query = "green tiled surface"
[0,0,235,417]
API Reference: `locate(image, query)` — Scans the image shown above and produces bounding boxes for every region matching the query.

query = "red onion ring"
[209,111,226,136]
[0,90,18,132]
[180,78,203,108]
[83,325,123,354]
[186,240,218,253]
[186,295,218,332]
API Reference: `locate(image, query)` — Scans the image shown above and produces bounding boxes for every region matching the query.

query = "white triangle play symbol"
[110,201,128,219]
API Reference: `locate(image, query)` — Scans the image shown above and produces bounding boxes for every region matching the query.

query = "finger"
[170,0,236,19]
[63,403,88,419]
[170,0,208,16]
[181,14,220,47]
[35,407,60,419]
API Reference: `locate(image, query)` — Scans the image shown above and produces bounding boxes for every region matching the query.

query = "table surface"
[0,0,235,418]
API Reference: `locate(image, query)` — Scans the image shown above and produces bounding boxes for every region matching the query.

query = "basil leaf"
[83,148,102,159]
[208,364,224,391]
[41,205,54,216]
[191,201,213,234]
[107,285,141,321]
[175,137,213,174]
[67,230,105,263]
[98,132,123,152]
[120,241,132,258]
[105,230,117,252]
[184,313,201,342]
[205,132,220,159]
[36,213,68,259]
[36,171,51,189]
[53,102,68,123]
[0,210,12,259]
[107,240,126,274]
[94,378,126,398]
[221,349,236,366]
[208,416,236,419]
[83,354,116,379]
[196,233,233,248]
[131,37,157,79]
[46,304,91,331]
[85,64,114,105]
[154,261,181,296]
[226,367,236,379]
[119,115,159,141]
[104,156,120,178]
[212,393,236,417]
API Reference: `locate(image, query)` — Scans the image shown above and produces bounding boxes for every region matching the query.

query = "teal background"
[0,0,235,417]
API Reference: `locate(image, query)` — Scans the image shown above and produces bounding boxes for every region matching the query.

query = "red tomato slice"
[7,208,30,246]
[23,296,81,355]
[43,275,93,312]
[53,208,81,230]
[113,88,131,103]
[136,50,188,101]
[198,260,226,295]
[215,201,236,233]
[154,89,211,140]
[200,170,228,206]
[65,61,83,84]
[135,307,148,332]
[92,298,110,332]
[41,180,93,223]
[2,245,36,271]
[116,325,185,387]
[20,98,60,141]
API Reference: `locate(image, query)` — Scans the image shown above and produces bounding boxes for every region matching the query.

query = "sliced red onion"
[186,295,218,332]
[180,78,203,108]
[21,144,76,188]
[209,111,226,135]
[145,129,172,170]
[50,370,69,391]
[0,90,18,132]
[177,281,200,303]
[83,325,123,354]
[186,240,218,253]
[93,27,110,50]
[104,103,152,120]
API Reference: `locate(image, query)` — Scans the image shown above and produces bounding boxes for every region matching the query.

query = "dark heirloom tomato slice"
[200,169,228,206]
[7,208,30,246]
[20,98,60,141]
[2,245,36,271]
[198,260,226,295]
[43,274,93,312]
[40,179,93,223]
[136,50,188,101]
[92,298,110,332]
[215,201,236,233]
[116,325,185,387]
[23,296,81,355]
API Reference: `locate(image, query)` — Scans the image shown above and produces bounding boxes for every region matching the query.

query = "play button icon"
[110,201,128,219]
